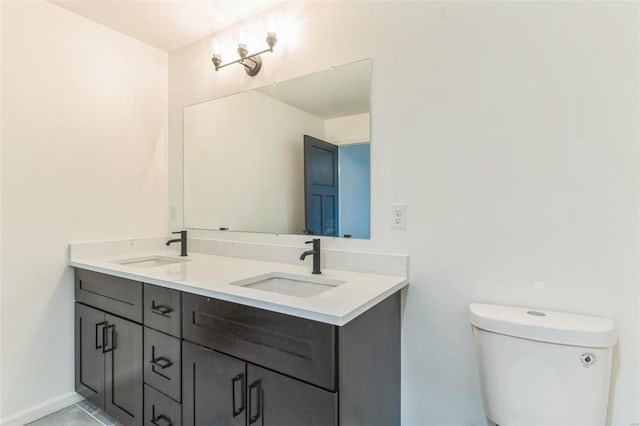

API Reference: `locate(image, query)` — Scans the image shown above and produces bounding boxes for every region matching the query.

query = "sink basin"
[114,255,190,268]
[230,272,344,297]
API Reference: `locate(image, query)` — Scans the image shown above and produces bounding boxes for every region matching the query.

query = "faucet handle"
[306,238,320,247]
[172,230,185,235]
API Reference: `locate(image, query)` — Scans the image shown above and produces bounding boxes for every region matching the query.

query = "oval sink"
[230,272,344,297]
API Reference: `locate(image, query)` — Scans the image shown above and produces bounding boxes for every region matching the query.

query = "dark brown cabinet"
[182,342,246,426]
[75,303,105,410]
[144,327,181,402]
[181,292,400,426]
[143,283,181,338]
[245,363,337,426]
[75,268,143,322]
[145,385,182,426]
[75,302,143,426]
[181,293,336,391]
[75,268,400,426]
[182,342,337,426]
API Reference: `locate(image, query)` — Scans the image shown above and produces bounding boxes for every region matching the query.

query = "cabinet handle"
[151,414,172,426]
[102,324,116,353]
[95,321,107,350]
[231,373,245,417]
[151,302,173,317]
[248,380,262,424]
[150,356,173,370]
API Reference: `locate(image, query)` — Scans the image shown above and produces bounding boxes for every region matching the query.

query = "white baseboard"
[0,392,83,426]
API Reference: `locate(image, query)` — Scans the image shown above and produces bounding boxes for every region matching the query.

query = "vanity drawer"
[144,384,181,426]
[75,268,142,323]
[144,284,181,337]
[144,328,181,402]
[182,293,337,391]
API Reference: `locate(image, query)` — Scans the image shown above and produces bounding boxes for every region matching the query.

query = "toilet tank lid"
[469,303,617,348]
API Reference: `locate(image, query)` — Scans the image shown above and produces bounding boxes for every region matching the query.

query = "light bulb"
[266,14,279,33]
[210,38,220,56]
[233,26,246,44]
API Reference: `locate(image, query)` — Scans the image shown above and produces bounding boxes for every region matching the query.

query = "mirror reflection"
[184,59,371,238]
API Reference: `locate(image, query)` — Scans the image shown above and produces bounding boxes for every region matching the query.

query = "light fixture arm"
[211,32,277,77]
[213,46,272,71]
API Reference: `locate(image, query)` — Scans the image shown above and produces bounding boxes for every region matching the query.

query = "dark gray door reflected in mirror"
[304,135,339,237]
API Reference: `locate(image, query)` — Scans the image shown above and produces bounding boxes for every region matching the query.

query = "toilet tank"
[470,303,617,426]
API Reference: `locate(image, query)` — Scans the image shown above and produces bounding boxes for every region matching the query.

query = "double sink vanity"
[70,237,408,426]
[70,57,400,426]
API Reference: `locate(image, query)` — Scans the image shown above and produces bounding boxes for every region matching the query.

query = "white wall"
[184,90,323,234]
[0,1,168,422]
[0,1,4,418]
[325,113,370,145]
[169,2,639,425]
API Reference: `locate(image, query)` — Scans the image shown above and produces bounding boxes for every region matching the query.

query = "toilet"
[469,303,617,426]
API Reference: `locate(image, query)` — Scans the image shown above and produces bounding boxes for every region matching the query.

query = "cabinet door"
[182,342,246,426]
[105,314,143,426]
[75,303,106,410]
[246,364,337,426]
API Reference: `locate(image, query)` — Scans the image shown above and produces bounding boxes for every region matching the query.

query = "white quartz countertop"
[69,250,408,325]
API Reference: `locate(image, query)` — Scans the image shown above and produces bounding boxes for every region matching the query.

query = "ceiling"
[257,60,371,120]
[48,0,282,52]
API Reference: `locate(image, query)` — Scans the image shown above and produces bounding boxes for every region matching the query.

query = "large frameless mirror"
[184,58,371,239]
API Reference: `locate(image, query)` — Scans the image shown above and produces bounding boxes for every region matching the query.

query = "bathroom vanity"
[71,247,407,426]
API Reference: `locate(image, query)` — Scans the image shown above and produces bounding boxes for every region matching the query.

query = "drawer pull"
[151,302,173,317]
[150,356,173,370]
[248,380,262,424]
[102,324,116,353]
[95,321,107,350]
[232,373,245,417]
[151,414,172,426]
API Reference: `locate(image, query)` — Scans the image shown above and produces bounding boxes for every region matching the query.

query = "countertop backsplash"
[70,236,408,278]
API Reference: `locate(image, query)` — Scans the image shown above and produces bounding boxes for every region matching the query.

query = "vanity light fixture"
[211,32,277,76]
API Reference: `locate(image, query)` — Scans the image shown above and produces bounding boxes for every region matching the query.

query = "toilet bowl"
[470,303,617,426]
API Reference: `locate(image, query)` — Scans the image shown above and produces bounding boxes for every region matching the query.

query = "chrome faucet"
[166,230,188,256]
[299,238,321,274]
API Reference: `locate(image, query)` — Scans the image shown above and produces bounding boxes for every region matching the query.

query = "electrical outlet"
[391,204,406,229]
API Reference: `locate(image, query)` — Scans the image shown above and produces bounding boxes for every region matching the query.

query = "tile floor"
[27,400,120,426]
